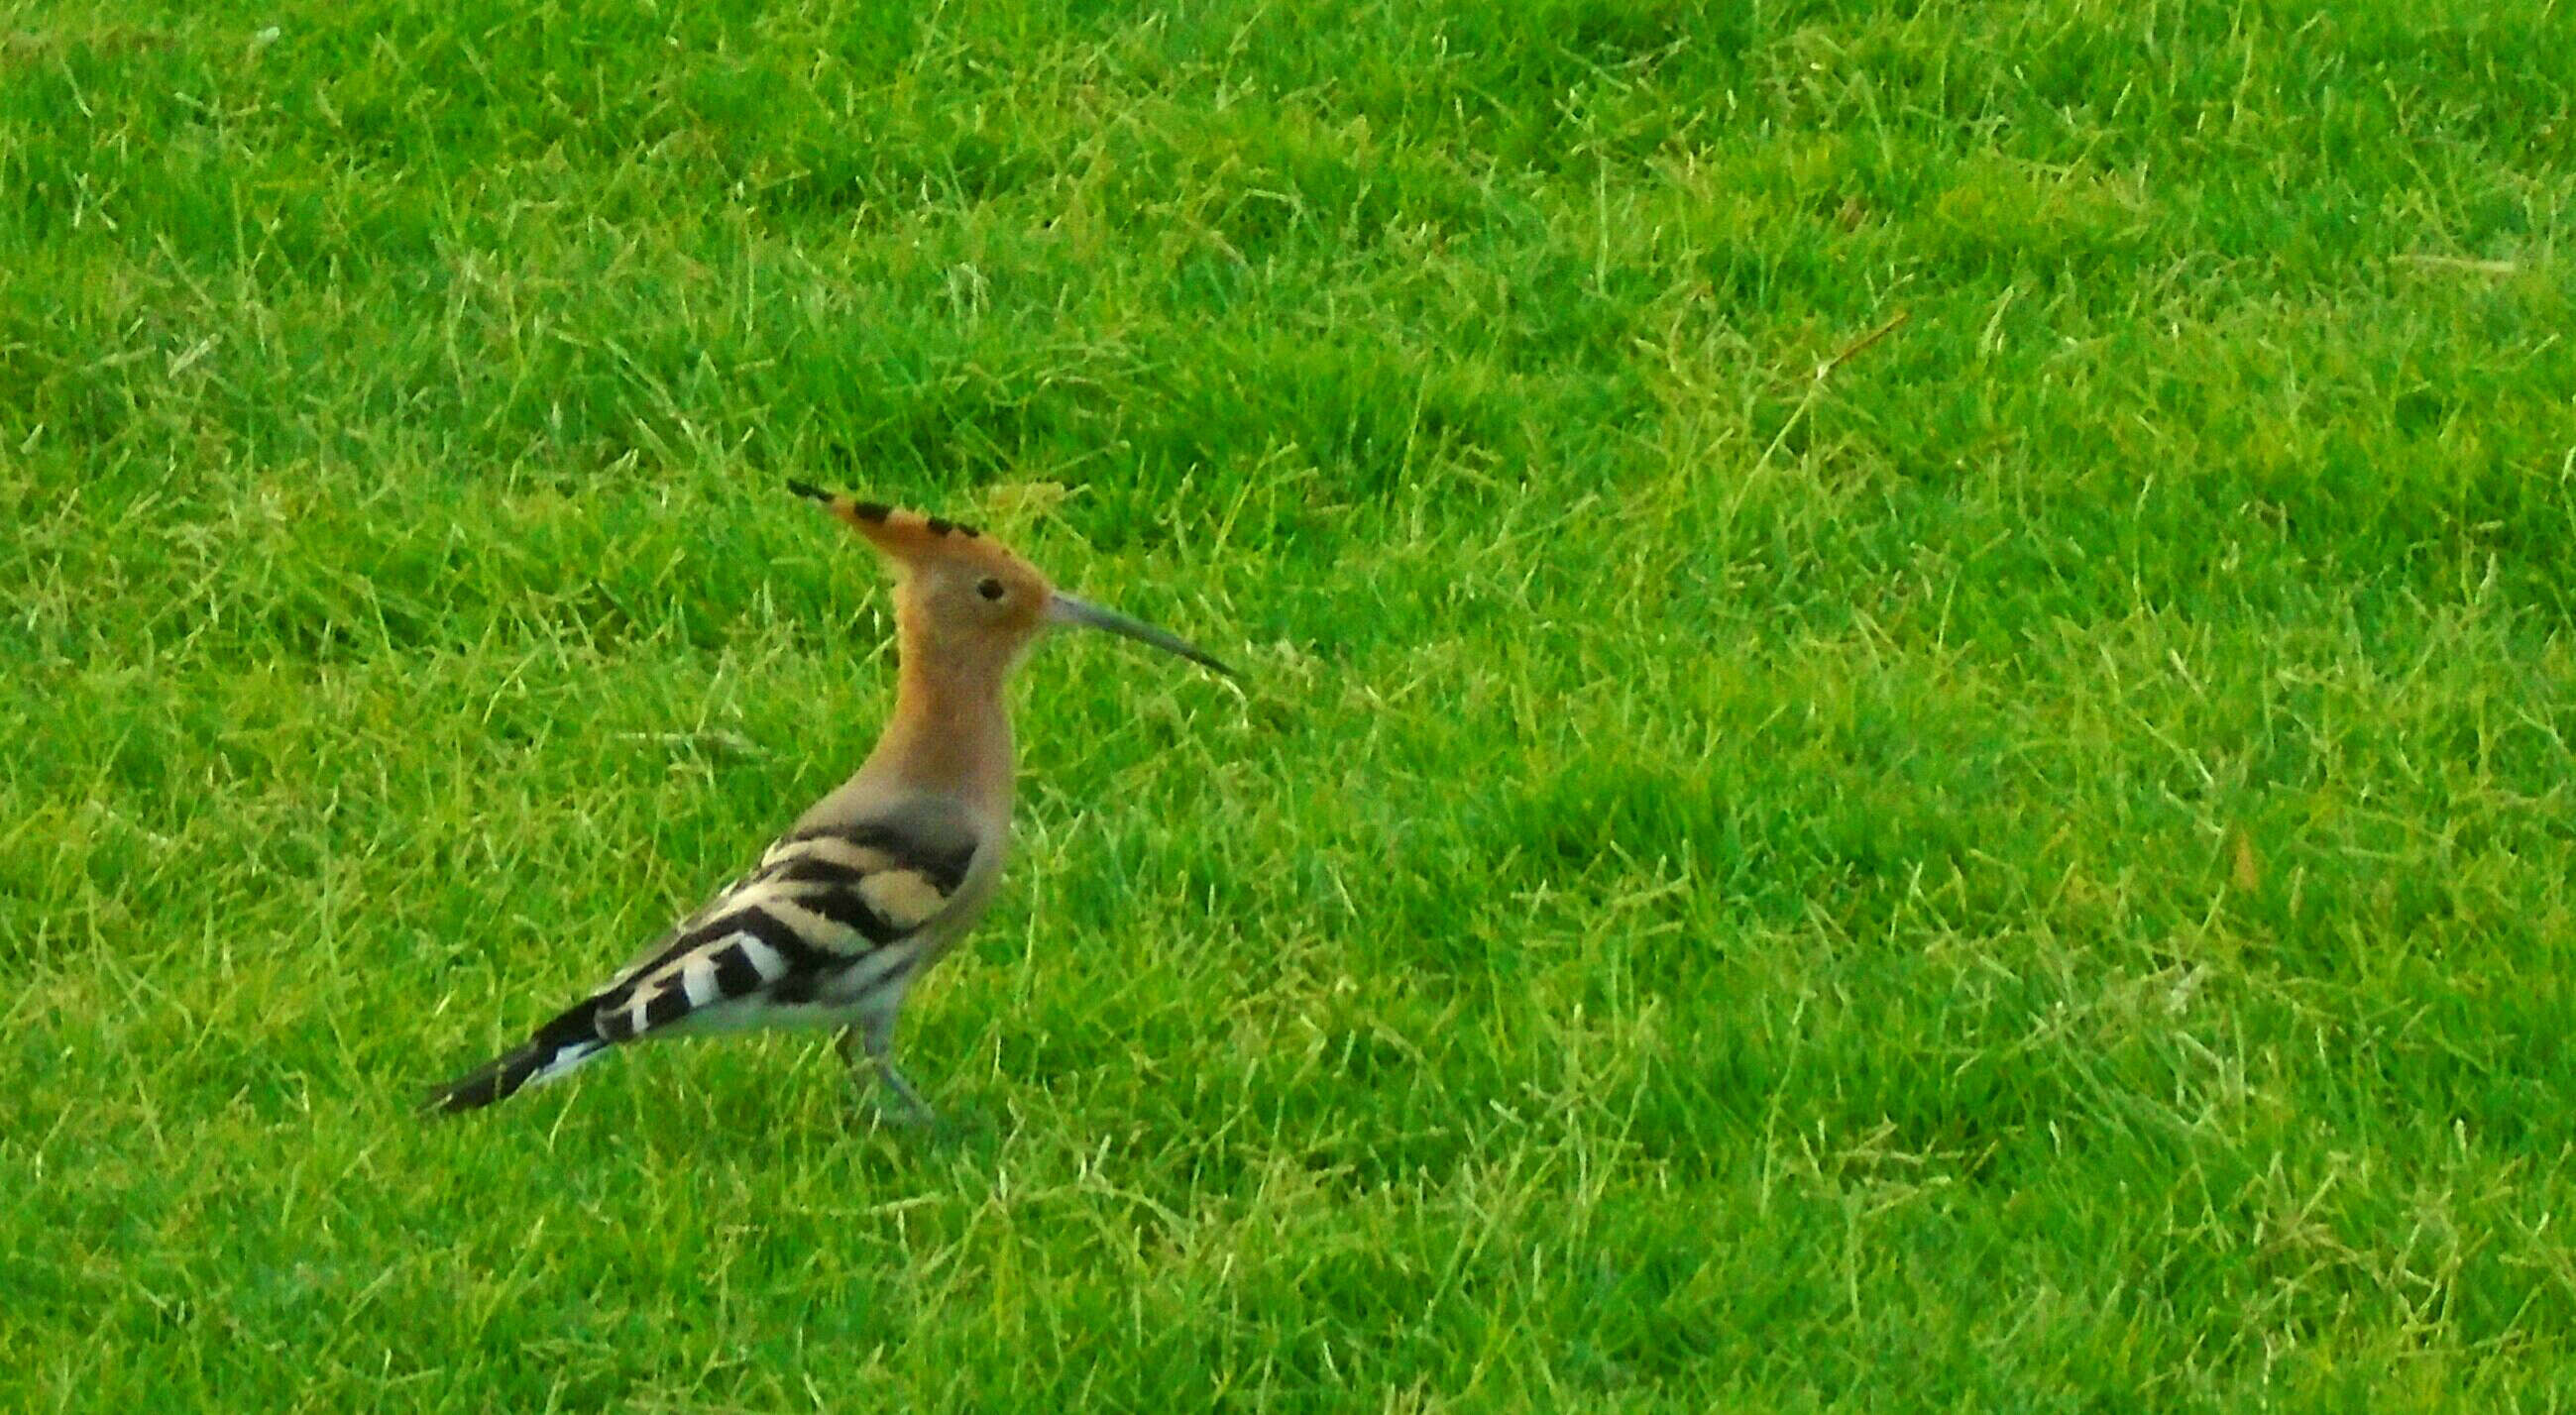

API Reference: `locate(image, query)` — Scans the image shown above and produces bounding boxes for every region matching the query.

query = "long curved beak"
[1047,594,1238,678]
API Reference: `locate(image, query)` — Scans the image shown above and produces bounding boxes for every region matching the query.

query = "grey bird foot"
[837,1028,938,1130]
[842,1082,940,1132]
[869,1061,941,1130]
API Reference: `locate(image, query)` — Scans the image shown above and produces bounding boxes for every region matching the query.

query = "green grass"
[6,0,2575,1406]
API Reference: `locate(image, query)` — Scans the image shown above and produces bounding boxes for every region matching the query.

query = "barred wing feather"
[426,814,978,1113]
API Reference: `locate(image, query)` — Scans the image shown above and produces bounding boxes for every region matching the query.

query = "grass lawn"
[6,0,2575,1407]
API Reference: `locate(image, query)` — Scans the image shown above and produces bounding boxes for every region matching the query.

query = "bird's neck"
[865,636,1017,820]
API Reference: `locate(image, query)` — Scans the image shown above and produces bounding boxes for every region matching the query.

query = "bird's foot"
[871,1061,941,1130]
[840,1066,939,1131]
[839,1085,940,1133]
[835,1027,941,1131]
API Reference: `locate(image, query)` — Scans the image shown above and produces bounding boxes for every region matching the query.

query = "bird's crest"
[786,480,1023,571]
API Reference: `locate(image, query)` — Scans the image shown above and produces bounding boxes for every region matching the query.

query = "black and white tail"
[426,996,613,1114]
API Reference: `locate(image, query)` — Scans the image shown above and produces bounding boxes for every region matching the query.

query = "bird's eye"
[976,578,1007,601]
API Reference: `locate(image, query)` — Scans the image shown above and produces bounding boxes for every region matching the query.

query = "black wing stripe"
[910,843,974,893]
[709,942,767,996]
[660,904,824,972]
[772,856,867,886]
[642,985,691,1031]
[767,967,830,1005]
[596,987,655,1042]
[787,885,907,944]
[724,904,835,968]
[773,824,974,892]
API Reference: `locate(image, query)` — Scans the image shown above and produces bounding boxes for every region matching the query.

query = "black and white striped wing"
[427,809,983,1113]
[590,818,980,1042]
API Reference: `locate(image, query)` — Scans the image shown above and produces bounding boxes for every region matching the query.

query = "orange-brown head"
[788,482,1236,683]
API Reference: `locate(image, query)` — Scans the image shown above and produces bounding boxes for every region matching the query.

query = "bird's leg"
[840,1018,936,1128]
[835,1025,866,1088]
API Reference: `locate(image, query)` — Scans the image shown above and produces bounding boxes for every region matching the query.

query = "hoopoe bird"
[427,484,1235,1121]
